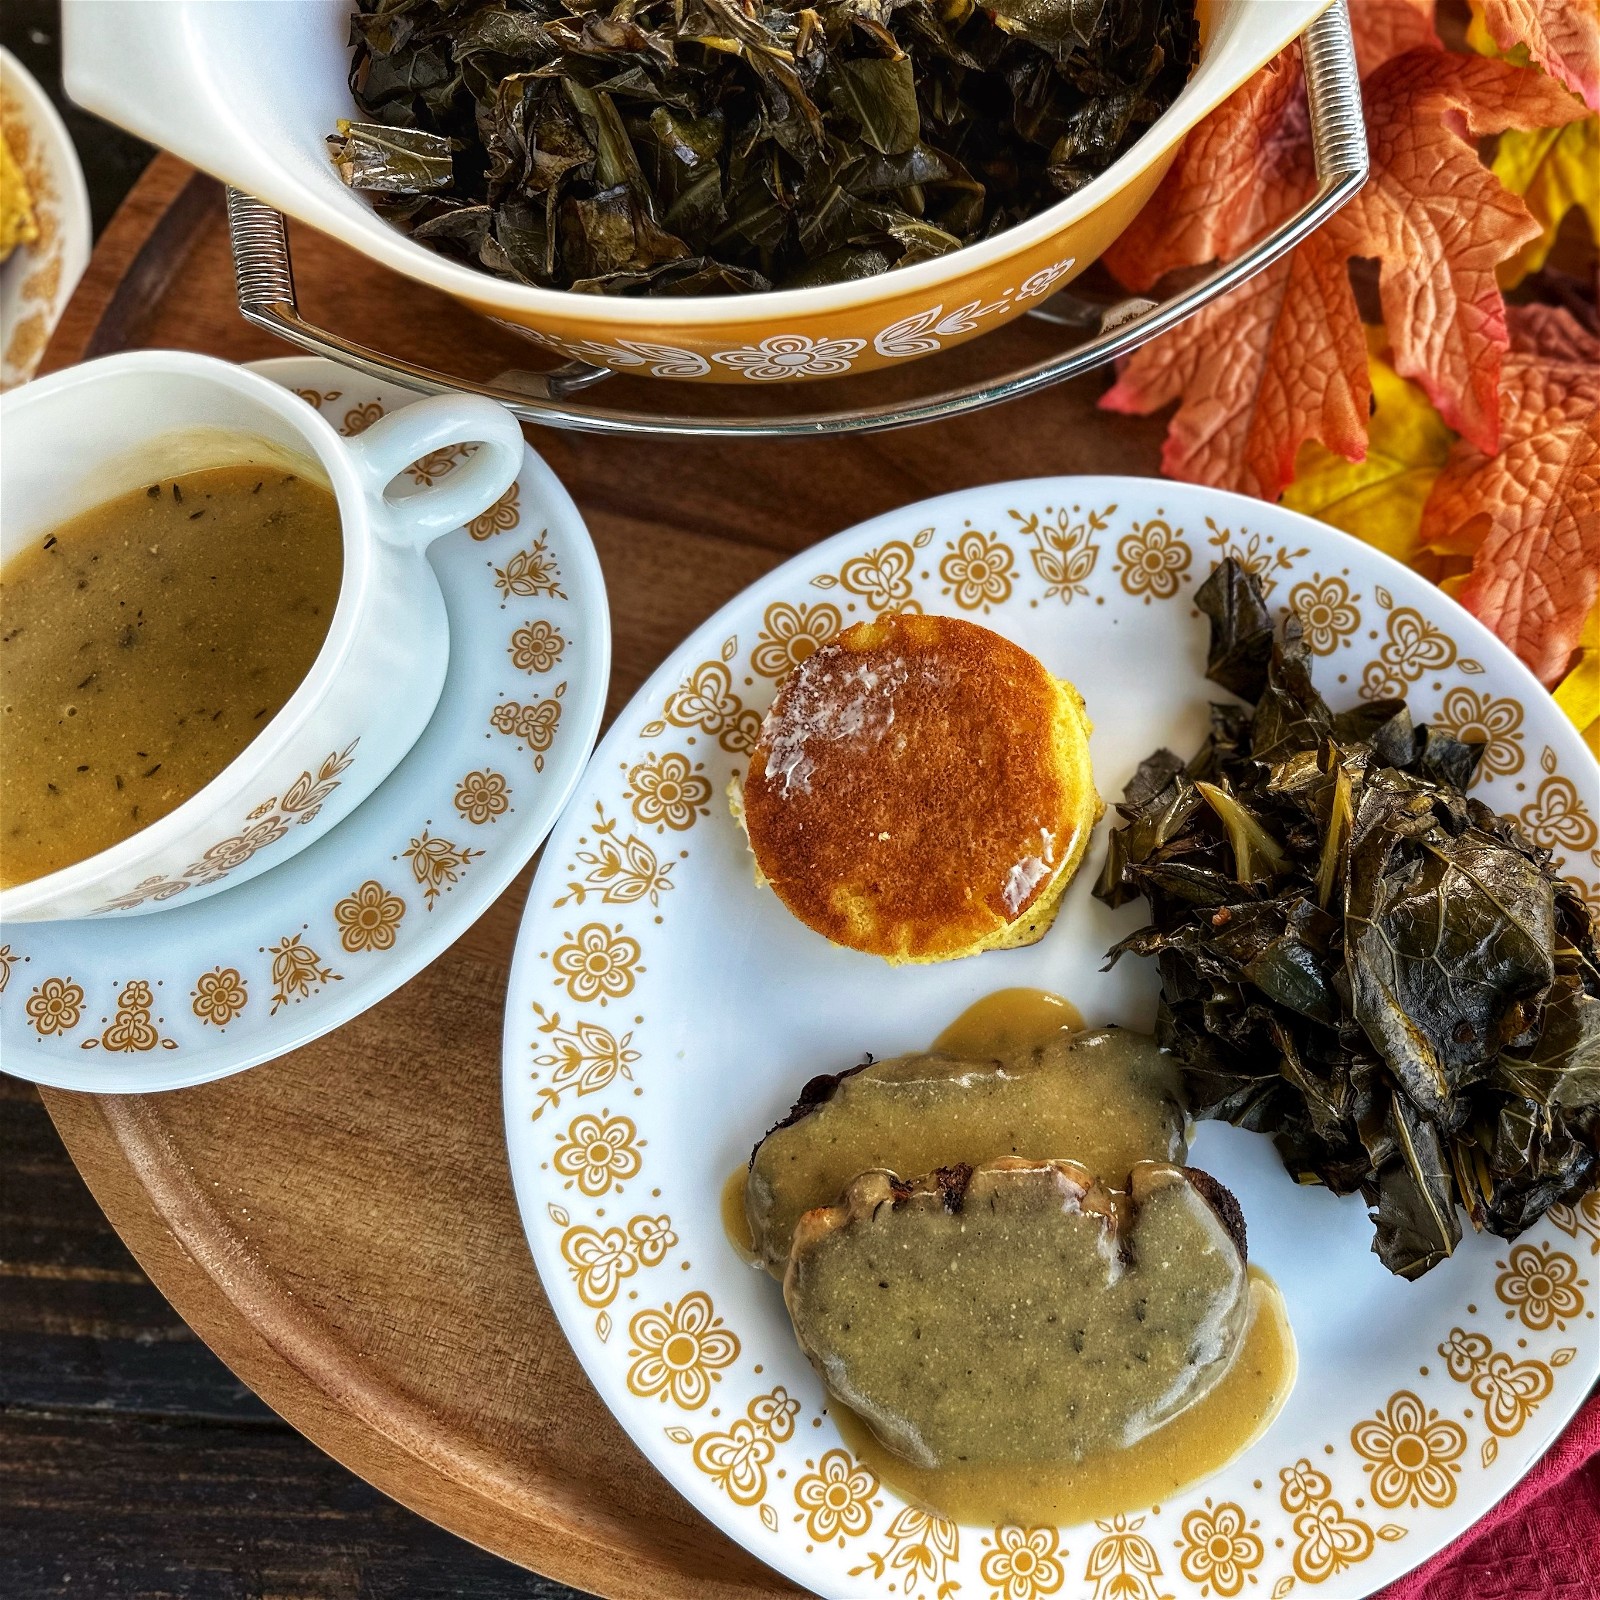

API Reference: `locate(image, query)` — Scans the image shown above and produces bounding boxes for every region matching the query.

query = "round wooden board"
[34,156,1167,1599]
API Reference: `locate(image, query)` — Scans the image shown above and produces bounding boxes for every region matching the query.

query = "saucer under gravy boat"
[1,349,524,921]
[1,357,609,1091]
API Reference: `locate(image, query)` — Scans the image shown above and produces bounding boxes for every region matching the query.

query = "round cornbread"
[740,613,1101,963]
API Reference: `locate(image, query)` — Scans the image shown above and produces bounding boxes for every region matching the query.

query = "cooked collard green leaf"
[328,0,1198,295]
[1098,558,1600,1280]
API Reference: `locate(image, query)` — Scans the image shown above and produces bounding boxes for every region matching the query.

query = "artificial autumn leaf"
[1101,230,1368,497]
[1352,0,1445,78]
[1101,48,1582,495]
[1099,56,1305,293]
[1474,0,1600,109]
[1553,600,1599,757]
[1492,116,1600,284]
[1282,331,1453,566]
[1422,304,1600,684]
[1322,49,1587,454]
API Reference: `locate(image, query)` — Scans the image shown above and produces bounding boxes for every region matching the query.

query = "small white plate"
[1,358,608,1092]
[0,46,90,390]
[503,477,1599,1600]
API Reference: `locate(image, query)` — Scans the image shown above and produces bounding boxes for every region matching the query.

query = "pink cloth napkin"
[1374,1393,1600,1600]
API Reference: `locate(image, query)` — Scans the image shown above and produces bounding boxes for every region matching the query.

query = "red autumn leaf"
[1325,49,1586,453]
[1477,0,1600,109]
[1423,305,1600,684]
[1101,231,1369,497]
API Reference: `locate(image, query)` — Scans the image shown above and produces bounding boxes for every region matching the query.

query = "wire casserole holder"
[226,0,1365,439]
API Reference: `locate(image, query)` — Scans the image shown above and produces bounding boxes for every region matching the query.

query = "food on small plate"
[738,612,1101,962]
[1098,558,1600,1281]
[0,127,38,262]
[327,0,1199,296]
[742,1028,1185,1272]
[0,464,342,887]
[784,1159,1250,1470]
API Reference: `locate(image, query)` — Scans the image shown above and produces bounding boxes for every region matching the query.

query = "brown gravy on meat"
[831,1267,1293,1526]
[737,991,1188,1273]
[725,988,1295,1524]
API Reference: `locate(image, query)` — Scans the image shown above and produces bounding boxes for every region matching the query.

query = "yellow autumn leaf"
[1283,329,1452,567]
[1493,117,1600,285]
[1553,602,1600,759]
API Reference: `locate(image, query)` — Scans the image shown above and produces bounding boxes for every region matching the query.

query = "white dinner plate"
[2,358,608,1091]
[503,477,1598,1599]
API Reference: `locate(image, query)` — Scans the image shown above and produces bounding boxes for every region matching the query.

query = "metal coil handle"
[229,0,1365,439]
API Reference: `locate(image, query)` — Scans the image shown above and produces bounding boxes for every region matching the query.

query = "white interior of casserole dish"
[63,0,1332,322]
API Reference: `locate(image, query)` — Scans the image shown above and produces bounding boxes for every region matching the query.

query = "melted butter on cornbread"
[738,614,1102,963]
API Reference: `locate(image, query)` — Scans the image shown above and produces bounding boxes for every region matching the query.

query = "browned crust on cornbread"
[741,613,1099,963]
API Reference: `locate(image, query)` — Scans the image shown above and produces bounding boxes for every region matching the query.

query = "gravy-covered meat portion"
[783,1159,1249,1470]
[745,1029,1185,1272]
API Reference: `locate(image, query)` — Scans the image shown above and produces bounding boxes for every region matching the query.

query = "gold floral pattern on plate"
[528,1007,641,1120]
[1285,573,1360,654]
[508,618,566,674]
[454,769,513,825]
[0,943,20,995]
[1177,1500,1264,1598]
[190,966,248,1029]
[493,534,565,601]
[408,443,473,485]
[469,479,520,540]
[750,601,844,677]
[1084,1514,1169,1600]
[332,879,407,953]
[678,1385,801,1513]
[556,1207,676,1312]
[552,805,678,909]
[401,830,484,908]
[263,932,341,1014]
[1204,517,1307,598]
[491,686,566,770]
[793,1449,879,1546]
[981,1526,1067,1600]
[643,652,762,754]
[626,1290,739,1409]
[1519,748,1599,855]
[552,1109,642,1196]
[810,531,932,614]
[80,979,177,1053]
[1431,687,1525,780]
[24,975,83,1038]
[1495,1242,1587,1331]
[1277,1460,1385,1586]
[1547,1190,1600,1255]
[1360,585,1480,700]
[849,1505,958,1599]
[1350,1391,1466,1509]
[1438,1327,1571,1464]
[1011,502,1107,605]
[1115,515,1192,603]
[340,399,384,436]
[546,922,642,1006]
[623,751,713,833]
[939,527,1017,612]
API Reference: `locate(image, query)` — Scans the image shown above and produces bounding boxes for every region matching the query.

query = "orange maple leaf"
[1476,0,1600,109]
[1423,305,1600,685]
[1099,48,1584,496]
[1101,235,1368,497]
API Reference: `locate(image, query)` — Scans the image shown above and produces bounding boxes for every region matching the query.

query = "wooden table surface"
[0,10,582,1594]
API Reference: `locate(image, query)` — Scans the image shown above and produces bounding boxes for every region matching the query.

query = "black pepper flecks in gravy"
[0,463,342,887]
